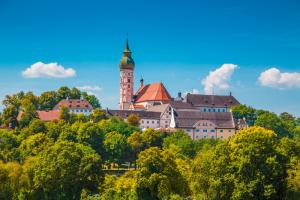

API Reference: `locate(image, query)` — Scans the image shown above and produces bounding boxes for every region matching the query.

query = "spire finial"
[124,35,130,52]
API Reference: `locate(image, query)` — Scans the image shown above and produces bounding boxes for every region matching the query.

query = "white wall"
[140,118,160,129]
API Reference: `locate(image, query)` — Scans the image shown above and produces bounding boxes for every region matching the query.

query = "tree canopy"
[0,91,299,200]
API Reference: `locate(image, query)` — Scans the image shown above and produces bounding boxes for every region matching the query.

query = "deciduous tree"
[127,114,140,126]
[103,131,127,166]
[33,141,103,199]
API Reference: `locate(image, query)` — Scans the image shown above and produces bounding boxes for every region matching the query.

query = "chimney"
[229,91,232,96]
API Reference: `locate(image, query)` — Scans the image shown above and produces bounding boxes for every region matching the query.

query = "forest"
[0,87,299,200]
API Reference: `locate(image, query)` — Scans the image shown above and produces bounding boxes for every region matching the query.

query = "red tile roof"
[135,82,172,103]
[53,99,93,110]
[37,110,60,122]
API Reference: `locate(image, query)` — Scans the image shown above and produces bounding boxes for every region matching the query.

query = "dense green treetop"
[163,130,195,158]
[103,131,127,165]
[127,114,140,127]
[33,141,102,199]
[18,133,53,161]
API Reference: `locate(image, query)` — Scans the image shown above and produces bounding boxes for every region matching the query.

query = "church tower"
[119,39,135,110]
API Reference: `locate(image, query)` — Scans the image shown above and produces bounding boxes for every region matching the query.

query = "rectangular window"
[203,129,207,132]
[220,129,223,133]
[210,130,215,132]
[128,79,130,82]
[147,121,149,124]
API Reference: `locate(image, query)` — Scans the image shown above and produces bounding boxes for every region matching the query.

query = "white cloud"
[76,85,102,98]
[183,88,200,96]
[22,62,76,78]
[258,67,300,89]
[191,88,200,94]
[76,85,102,91]
[201,64,237,94]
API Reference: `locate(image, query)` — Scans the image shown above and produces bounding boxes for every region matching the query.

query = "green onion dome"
[119,39,135,70]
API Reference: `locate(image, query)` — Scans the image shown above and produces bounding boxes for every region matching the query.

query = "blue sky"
[0,0,300,116]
